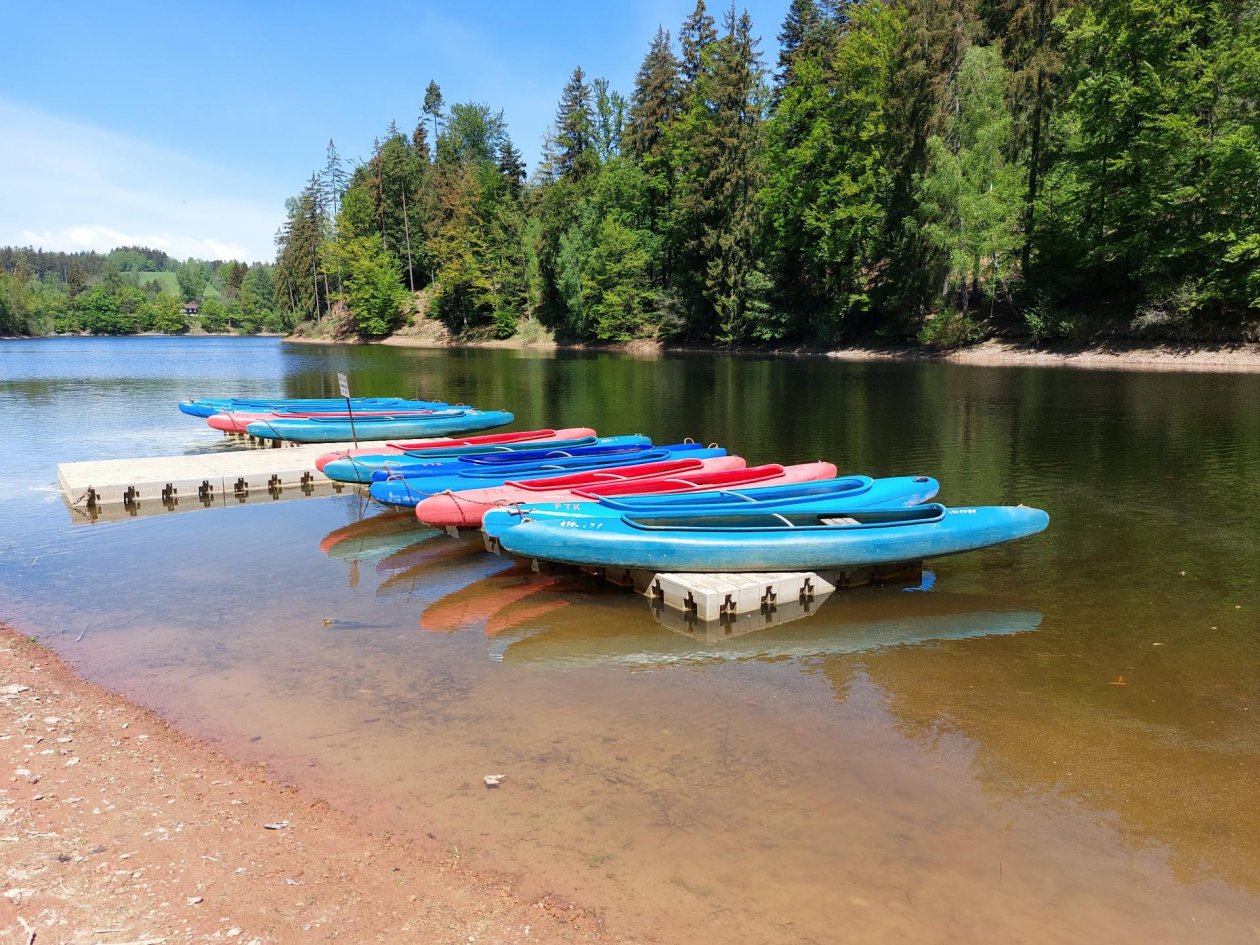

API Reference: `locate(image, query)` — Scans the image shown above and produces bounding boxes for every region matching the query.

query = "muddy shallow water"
[2,336,1257,943]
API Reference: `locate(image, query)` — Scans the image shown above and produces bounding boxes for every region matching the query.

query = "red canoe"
[313,427,598,471]
[414,461,837,528]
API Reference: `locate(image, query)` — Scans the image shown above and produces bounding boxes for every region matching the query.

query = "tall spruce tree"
[546,67,597,180]
[626,26,682,284]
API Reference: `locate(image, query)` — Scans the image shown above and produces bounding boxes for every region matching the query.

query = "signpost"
[338,372,359,447]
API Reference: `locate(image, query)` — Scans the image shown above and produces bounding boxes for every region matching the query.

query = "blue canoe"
[369,444,730,508]
[245,409,515,443]
[496,503,1050,572]
[179,397,439,418]
[368,438,695,483]
[324,435,653,484]
[480,475,942,544]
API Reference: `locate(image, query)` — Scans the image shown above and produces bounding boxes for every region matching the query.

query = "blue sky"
[1,0,788,262]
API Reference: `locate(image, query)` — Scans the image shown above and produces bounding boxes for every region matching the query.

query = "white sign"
[337,372,350,398]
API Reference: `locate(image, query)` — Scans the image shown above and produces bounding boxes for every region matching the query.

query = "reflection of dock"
[57,440,394,523]
[530,559,923,622]
[486,596,1044,669]
[651,589,834,638]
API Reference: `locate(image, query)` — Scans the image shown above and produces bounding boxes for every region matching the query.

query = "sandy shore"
[0,624,612,945]
[284,334,1260,373]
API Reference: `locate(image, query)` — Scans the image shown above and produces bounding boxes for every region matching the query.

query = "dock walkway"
[56,440,391,521]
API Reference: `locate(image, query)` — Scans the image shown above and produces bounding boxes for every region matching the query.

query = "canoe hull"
[497,505,1050,572]
[480,475,941,542]
[419,461,836,528]
[314,428,598,473]
[414,456,762,527]
[370,447,730,507]
[321,434,649,483]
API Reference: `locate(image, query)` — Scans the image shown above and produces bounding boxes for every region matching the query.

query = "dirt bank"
[0,624,612,945]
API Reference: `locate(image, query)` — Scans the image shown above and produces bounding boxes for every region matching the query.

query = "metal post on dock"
[338,372,359,448]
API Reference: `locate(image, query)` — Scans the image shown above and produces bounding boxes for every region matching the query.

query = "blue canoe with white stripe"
[369,444,729,508]
[245,409,514,443]
[321,434,653,484]
[480,475,941,544]
[496,503,1050,572]
[179,397,440,418]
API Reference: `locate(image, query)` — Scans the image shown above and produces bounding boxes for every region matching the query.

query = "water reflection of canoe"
[485,597,572,636]
[319,509,420,551]
[375,532,481,575]
[484,594,1043,669]
[376,545,512,597]
[419,569,563,633]
[318,509,438,562]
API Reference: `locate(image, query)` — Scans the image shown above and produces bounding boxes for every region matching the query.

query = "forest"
[275,0,1260,347]
[0,245,287,336]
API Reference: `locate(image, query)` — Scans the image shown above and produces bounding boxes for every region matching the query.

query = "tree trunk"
[401,186,416,290]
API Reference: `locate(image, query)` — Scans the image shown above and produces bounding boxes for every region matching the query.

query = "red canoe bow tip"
[416,493,491,528]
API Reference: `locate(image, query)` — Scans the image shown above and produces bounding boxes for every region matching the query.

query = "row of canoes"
[179,396,514,442]
[311,424,1049,573]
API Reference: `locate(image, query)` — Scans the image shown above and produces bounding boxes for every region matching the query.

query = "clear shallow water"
[1,336,1258,943]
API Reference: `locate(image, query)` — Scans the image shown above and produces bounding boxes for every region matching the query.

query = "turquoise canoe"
[245,409,514,443]
[480,475,941,545]
[496,503,1050,572]
[179,397,432,418]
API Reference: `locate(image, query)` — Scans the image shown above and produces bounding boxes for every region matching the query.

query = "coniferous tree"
[679,0,718,85]
[764,0,904,340]
[626,26,682,280]
[423,80,445,144]
[545,67,597,180]
[592,78,627,162]
[497,138,527,195]
[773,0,823,96]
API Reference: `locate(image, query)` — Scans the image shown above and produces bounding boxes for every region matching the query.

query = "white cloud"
[17,225,249,261]
[0,98,284,261]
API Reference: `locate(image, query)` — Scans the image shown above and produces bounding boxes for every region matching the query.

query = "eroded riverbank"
[0,622,611,944]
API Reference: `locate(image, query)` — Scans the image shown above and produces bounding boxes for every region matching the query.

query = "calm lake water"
[1,336,1258,943]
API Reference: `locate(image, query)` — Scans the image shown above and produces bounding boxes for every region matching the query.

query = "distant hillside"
[127,270,222,299]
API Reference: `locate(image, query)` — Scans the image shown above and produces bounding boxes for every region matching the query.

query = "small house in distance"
[182,301,201,317]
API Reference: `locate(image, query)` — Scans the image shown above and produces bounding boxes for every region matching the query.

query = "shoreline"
[284,334,1260,374]
[0,622,612,944]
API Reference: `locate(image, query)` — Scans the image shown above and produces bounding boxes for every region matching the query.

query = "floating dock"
[56,441,391,523]
[529,558,924,623]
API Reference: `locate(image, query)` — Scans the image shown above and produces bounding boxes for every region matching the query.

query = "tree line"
[272,0,1260,345]
[0,246,288,336]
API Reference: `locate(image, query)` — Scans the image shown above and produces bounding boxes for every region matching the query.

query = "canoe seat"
[821,516,860,526]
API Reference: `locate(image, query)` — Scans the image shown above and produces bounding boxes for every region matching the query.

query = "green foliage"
[269,0,1259,346]
[330,233,408,337]
[146,292,189,334]
[916,310,984,348]
[917,45,1023,310]
[175,259,209,301]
